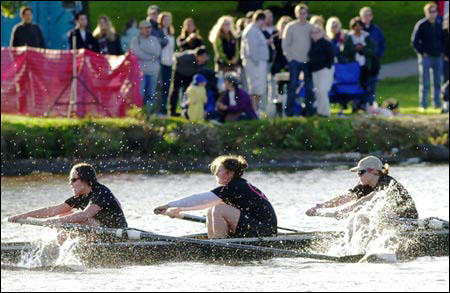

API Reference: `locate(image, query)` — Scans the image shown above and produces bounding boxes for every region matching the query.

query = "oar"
[173,213,306,233]
[9,218,364,263]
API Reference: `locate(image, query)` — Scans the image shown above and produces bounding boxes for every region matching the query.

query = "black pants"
[169,71,192,115]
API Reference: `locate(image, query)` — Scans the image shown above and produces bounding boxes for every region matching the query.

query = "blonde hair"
[444,13,449,30]
[276,16,293,34]
[208,15,236,43]
[359,6,372,17]
[93,15,116,41]
[158,12,174,36]
[310,15,325,28]
[381,163,390,176]
[424,2,438,14]
[210,155,248,178]
[180,18,201,40]
[325,16,342,39]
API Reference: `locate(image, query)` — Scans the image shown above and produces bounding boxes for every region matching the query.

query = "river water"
[1,164,449,291]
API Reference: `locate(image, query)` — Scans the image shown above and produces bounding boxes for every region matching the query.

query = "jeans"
[286,60,315,116]
[159,65,172,114]
[141,74,158,113]
[418,55,442,108]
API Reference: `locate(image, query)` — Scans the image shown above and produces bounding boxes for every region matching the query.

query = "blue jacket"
[364,23,385,58]
[411,18,444,57]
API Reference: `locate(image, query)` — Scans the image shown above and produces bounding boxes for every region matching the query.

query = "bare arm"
[47,203,101,224]
[9,203,73,222]
[320,193,357,208]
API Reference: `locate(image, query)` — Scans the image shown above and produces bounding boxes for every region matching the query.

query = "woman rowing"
[9,163,128,231]
[306,156,418,222]
[154,155,278,239]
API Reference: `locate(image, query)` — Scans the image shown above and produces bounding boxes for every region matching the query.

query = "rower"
[154,155,278,239]
[9,163,128,242]
[306,156,419,221]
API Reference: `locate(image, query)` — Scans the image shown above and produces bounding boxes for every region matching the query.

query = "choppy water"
[1,164,449,291]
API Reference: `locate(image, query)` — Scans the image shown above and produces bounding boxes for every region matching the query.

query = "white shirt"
[349,31,369,66]
[228,90,237,106]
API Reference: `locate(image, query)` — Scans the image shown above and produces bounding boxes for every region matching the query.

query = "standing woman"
[209,15,240,73]
[177,18,204,51]
[93,15,124,55]
[443,13,449,84]
[325,16,347,64]
[154,155,277,239]
[158,12,175,116]
[308,25,335,117]
[9,163,128,229]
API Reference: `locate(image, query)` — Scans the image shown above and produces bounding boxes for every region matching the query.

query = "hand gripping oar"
[9,218,364,263]
[170,213,306,233]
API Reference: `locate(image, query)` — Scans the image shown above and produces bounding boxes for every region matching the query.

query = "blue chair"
[329,62,367,111]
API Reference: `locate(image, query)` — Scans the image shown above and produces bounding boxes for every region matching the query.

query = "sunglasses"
[70,177,81,183]
[357,170,368,176]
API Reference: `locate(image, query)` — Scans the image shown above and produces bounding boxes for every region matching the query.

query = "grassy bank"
[2,114,448,163]
[89,1,427,65]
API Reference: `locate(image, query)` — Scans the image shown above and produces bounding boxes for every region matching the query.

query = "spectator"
[177,18,204,51]
[263,9,277,114]
[443,13,449,83]
[272,16,292,75]
[169,46,209,116]
[308,26,335,117]
[411,2,444,110]
[67,12,99,52]
[310,15,325,29]
[282,4,315,117]
[130,20,161,114]
[93,15,123,55]
[360,6,386,106]
[343,16,376,111]
[158,12,176,116]
[209,16,240,73]
[235,17,250,92]
[326,16,347,63]
[183,74,208,122]
[146,5,168,48]
[241,10,270,113]
[121,19,139,52]
[10,6,45,48]
[213,73,258,123]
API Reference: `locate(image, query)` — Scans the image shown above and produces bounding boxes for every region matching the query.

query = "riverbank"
[1,114,448,176]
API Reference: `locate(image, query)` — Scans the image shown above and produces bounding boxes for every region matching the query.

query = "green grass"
[89,1,428,65]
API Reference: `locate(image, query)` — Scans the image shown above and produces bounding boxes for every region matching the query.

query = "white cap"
[350,156,383,172]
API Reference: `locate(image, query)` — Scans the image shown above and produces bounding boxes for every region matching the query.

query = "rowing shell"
[2,228,448,267]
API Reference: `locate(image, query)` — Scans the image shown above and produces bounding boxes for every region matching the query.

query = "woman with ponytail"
[154,155,277,239]
[306,156,418,220]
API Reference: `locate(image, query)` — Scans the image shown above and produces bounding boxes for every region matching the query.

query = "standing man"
[411,2,444,110]
[282,4,315,117]
[360,6,386,106]
[10,6,46,48]
[146,5,168,48]
[130,20,162,114]
[241,10,270,113]
[168,46,209,116]
[67,12,100,52]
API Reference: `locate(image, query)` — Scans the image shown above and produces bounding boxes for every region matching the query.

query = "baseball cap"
[350,156,383,172]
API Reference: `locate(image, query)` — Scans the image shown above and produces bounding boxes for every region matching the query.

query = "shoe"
[210,119,224,126]
[170,113,181,117]
[419,107,426,113]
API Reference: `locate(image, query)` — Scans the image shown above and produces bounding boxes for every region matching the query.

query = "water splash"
[327,182,406,261]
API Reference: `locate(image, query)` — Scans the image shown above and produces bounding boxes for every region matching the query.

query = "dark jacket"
[173,50,206,77]
[97,34,124,55]
[147,18,168,48]
[272,33,288,74]
[10,22,45,48]
[411,18,444,56]
[363,23,386,58]
[220,88,258,120]
[176,35,203,51]
[308,38,335,72]
[67,28,100,52]
[343,32,376,72]
[443,29,449,60]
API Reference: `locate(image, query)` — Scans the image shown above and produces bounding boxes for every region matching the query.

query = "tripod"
[45,34,111,117]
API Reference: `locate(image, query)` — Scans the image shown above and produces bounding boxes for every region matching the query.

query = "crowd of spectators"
[9,2,450,120]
